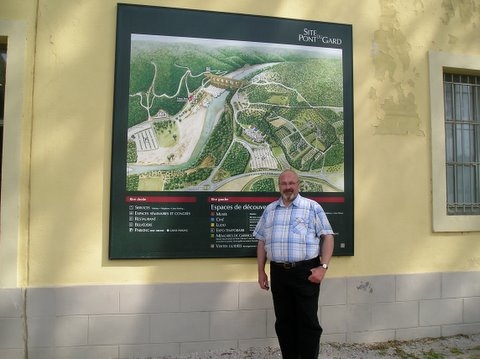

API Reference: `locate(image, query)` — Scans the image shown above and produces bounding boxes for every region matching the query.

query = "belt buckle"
[282,262,295,269]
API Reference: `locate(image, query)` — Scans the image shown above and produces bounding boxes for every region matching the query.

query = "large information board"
[109,4,354,259]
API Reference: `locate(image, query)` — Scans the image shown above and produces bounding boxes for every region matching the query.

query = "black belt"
[271,257,318,269]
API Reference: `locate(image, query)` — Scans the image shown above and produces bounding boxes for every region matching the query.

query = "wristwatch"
[321,263,328,270]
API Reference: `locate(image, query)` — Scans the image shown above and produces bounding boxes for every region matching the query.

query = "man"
[253,169,334,359]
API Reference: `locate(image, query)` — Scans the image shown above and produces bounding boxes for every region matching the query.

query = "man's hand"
[258,270,270,290]
[308,266,327,284]
[257,241,269,290]
[308,233,334,284]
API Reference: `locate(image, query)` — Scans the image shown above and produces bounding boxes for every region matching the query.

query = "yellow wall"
[0,0,479,288]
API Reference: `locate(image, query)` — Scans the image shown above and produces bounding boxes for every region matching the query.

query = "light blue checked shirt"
[253,194,334,263]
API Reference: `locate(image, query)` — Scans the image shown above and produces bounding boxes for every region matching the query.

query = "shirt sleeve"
[253,210,266,241]
[314,203,334,236]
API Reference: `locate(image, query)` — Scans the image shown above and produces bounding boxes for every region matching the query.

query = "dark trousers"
[270,258,322,359]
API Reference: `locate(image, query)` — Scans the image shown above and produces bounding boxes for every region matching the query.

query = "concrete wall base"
[1,271,479,359]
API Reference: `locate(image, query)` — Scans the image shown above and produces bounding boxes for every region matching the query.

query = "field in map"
[126,35,345,193]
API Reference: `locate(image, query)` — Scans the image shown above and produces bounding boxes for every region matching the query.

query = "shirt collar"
[277,193,302,208]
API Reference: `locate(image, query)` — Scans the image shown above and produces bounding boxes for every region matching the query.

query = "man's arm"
[257,240,269,290]
[308,234,334,284]
[319,233,334,266]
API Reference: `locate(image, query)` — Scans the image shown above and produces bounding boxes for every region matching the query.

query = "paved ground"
[318,333,480,358]
[159,333,480,358]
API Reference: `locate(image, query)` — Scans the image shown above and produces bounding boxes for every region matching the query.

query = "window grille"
[443,73,480,215]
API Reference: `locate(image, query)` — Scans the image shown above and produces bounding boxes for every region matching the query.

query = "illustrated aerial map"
[126,34,345,193]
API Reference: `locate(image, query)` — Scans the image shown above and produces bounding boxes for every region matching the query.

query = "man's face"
[279,172,299,203]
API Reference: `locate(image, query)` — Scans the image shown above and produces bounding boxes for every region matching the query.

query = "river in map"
[127,63,276,176]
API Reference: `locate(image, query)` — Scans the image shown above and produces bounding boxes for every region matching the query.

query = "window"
[429,51,480,232]
[0,40,6,194]
[444,73,480,215]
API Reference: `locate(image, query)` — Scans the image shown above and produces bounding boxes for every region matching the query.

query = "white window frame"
[429,51,480,232]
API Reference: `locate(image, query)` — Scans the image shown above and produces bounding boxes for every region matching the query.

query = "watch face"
[322,264,328,269]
